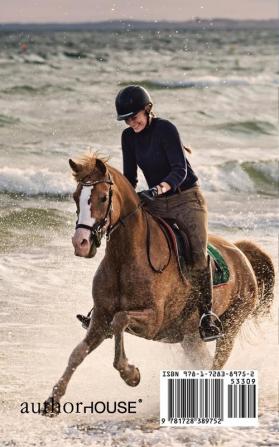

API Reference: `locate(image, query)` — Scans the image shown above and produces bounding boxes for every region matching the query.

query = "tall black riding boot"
[76,307,93,329]
[194,257,224,342]
[76,314,90,329]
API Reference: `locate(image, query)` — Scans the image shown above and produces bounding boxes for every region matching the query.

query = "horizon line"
[0,18,278,25]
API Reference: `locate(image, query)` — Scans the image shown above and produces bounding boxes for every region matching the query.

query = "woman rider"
[115,85,223,342]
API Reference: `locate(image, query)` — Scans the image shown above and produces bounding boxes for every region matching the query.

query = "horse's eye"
[101,195,107,203]
[88,198,91,205]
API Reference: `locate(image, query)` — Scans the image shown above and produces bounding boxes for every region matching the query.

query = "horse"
[42,153,275,416]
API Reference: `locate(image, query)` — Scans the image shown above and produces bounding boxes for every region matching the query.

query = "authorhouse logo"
[20,399,143,415]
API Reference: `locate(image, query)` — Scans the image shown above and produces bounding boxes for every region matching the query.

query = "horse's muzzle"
[72,229,97,258]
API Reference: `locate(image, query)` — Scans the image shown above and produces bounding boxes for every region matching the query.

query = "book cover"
[0,1,278,446]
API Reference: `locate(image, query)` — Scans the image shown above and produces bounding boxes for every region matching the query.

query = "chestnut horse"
[43,154,274,416]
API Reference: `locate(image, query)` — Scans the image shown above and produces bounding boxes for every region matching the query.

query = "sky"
[0,0,277,23]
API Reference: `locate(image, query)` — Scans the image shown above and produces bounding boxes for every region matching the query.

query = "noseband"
[75,175,114,247]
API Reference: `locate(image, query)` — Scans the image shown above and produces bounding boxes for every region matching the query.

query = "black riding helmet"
[115,85,153,121]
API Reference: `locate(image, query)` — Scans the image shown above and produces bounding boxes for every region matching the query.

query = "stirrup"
[76,314,90,329]
[199,311,224,342]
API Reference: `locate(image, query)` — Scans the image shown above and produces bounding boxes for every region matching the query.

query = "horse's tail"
[235,240,275,317]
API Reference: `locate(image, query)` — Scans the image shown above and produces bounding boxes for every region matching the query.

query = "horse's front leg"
[42,316,109,417]
[113,333,141,387]
[111,309,160,387]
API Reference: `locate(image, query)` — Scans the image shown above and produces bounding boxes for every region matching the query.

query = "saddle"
[153,216,230,286]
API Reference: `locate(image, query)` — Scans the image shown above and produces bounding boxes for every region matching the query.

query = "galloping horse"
[43,153,274,416]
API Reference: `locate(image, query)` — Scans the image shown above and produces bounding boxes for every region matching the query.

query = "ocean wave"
[63,50,88,59]
[241,160,279,184]
[214,120,277,135]
[120,78,250,90]
[3,84,74,95]
[62,50,109,61]
[120,75,279,90]
[23,53,47,64]
[199,159,279,195]
[0,160,277,197]
[0,114,20,126]
[0,167,74,196]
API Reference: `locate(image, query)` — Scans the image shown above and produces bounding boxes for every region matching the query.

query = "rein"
[144,210,172,273]
[106,204,142,240]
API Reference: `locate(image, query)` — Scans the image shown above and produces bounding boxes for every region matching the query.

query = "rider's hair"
[144,103,155,123]
[183,145,192,154]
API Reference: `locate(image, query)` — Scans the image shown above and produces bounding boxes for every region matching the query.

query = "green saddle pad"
[207,243,230,286]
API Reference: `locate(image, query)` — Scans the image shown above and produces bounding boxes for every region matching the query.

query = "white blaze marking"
[78,185,96,227]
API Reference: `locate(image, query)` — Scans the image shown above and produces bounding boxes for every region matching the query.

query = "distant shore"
[0,18,278,32]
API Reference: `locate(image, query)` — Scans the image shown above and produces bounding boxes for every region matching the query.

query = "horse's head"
[70,155,115,258]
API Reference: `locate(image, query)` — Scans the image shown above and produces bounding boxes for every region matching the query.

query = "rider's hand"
[138,187,158,202]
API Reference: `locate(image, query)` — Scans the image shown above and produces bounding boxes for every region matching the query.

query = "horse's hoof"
[121,366,141,387]
[41,398,60,417]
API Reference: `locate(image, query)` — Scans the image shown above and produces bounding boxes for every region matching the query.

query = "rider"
[115,84,223,342]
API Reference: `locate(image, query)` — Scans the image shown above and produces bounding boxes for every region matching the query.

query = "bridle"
[75,172,171,273]
[75,174,114,247]
[75,173,141,247]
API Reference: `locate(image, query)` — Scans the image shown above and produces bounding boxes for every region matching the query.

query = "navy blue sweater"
[121,117,198,192]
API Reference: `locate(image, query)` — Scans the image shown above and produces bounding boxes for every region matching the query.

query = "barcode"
[168,378,224,420]
[228,384,256,418]
[160,370,258,427]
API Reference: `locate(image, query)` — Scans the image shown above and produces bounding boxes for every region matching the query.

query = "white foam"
[199,163,254,193]
[0,166,74,196]
[199,159,279,194]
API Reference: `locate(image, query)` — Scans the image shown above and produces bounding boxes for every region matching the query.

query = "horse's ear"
[69,159,82,173]
[95,158,107,176]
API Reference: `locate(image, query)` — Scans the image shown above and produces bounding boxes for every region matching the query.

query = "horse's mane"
[72,151,139,202]
[72,151,110,182]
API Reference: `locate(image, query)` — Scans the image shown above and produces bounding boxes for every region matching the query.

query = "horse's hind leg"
[212,292,256,370]
[42,314,109,416]
[181,333,213,369]
[212,334,236,370]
